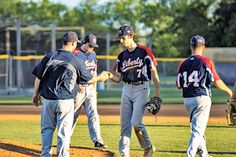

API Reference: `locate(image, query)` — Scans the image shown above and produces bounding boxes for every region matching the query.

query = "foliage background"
[1,0,236,57]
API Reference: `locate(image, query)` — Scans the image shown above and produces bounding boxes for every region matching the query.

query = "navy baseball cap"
[63,31,81,43]
[84,34,99,47]
[190,35,205,46]
[117,25,134,38]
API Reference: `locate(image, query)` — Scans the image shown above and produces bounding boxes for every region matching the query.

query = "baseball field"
[0,103,236,157]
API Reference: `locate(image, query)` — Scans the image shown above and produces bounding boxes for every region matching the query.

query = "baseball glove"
[145,96,162,115]
[226,98,236,125]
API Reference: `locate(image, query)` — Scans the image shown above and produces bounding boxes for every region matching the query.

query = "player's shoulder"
[117,50,126,59]
[137,44,153,52]
[195,55,213,66]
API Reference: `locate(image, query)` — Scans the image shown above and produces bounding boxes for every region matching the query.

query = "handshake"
[98,71,113,82]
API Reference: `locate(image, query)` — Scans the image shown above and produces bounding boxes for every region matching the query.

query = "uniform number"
[137,69,142,77]
[183,71,199,87]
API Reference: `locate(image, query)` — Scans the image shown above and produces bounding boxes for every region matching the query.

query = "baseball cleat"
[94,141,108,148]
[143,145,155,157]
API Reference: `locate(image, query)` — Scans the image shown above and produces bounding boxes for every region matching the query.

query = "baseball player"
[108,25,160,157]
[32,31,93,157]
[32,31,109,157]
[71,34,108,148]
[176,35,232,157]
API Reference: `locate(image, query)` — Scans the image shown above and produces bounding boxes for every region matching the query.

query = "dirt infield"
[0,104,227,117]
[0,104,228,157]
[0,141,114,157]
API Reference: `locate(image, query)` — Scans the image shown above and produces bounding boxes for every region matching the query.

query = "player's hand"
[78,84,85,93]
[32,94,41,107]
[99,71,109,82]
[107,72,113,78]
[102,71,113,79]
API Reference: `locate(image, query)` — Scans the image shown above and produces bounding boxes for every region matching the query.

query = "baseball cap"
[190,35,205,46]
[117,25,134,38]
[84,34,99,48]
[62,31,81,43]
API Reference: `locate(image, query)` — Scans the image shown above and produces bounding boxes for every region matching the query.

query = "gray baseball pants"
[119,82,152,157]
[184,96,211,157]
[41,98,74,157]
[72,84,103,144]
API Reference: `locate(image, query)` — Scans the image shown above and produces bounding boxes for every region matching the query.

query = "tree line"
[0,0,236,57]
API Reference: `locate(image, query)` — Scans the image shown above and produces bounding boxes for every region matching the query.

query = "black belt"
[124,81,145,85]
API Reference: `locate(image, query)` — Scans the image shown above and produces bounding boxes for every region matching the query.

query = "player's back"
[176,55,214,98]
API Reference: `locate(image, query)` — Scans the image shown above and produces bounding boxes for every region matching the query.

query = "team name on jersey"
[121,57,143,72]
[84,60,96,70]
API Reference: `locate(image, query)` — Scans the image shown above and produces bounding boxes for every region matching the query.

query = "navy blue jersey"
[32,50,93,100]
[176,55,220,98]
[75,49,97,84]
[116,45,157,82]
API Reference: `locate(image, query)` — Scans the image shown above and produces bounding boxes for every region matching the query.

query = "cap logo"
[118,30,123,36]
[91,38,96,44]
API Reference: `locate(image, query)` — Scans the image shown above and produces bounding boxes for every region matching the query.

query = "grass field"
[0,87,231,104]
[0,115,236,157]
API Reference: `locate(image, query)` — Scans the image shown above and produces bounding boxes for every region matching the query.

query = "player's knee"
[131,120,142,128]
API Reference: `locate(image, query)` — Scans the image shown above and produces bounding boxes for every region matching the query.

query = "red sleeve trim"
[72,47,80,55]
[197,56,220,81]
[112,64,117,72]
[138,45,157,67]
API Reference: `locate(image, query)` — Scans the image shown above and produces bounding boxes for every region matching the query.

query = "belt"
[124,81,145,85]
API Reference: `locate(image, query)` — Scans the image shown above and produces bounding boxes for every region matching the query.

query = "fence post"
[106,32,111,90]
[50,23,56,51]
[16,18,22,90]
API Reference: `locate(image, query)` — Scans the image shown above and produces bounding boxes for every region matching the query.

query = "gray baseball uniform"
[116,44,157,157]
[72,48,104,144]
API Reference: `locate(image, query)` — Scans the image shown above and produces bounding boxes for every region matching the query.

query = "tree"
[209,0,236,47]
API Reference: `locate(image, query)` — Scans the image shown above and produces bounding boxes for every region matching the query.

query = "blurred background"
[0,0,235,98]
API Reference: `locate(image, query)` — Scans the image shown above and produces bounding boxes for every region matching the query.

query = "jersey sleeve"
[32,53,52,79]
[176,61,184,88]
[139,45,157,67]
[207,59,221,82]
[116,53,123,73]
[75,57,93,84]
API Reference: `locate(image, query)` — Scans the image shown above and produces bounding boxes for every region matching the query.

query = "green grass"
[0,86,231,104]
[0,120,236,157]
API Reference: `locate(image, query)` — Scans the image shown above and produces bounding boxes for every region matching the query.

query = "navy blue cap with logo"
[190,35,205,46]
[63,31,81,43]
[117,25,134,38]
[83,34,99,47]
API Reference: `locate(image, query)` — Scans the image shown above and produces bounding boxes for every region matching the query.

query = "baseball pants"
[41,98,74,157]
[119,82,152,157]
[72,84,103,144]
[184,96,211,157]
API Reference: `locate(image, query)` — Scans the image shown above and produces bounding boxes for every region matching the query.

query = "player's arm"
[214,80,232,97]
[88,71,109,84]
[32,77,41,106]
[109,72,122,83]
[208,59,232,97]
[151,66,160,97]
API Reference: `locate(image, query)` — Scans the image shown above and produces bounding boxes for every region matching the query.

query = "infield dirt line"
[0,104,227,117]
